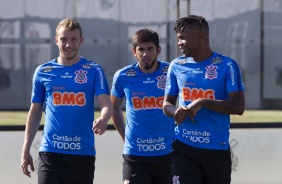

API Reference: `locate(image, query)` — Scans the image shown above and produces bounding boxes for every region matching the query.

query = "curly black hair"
[174,15,209,33]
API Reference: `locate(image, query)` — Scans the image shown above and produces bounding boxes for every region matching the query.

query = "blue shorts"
[122,154,172,184]
[38,152,95,184]
[172,139,231,184]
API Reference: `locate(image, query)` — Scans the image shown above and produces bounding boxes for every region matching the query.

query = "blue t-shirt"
[111,61,175,156]
[165,52,244,150]
[31,57,109,155]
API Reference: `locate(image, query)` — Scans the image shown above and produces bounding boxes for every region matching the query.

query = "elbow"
[237,109,244,116]
[237,105,245,116]
[162,104,175,118]
[162,104,171,117]
[162,105,168,116]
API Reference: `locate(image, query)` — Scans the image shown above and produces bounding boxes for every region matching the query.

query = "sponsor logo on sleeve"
[126,69,137,76]
[211,57,222,64]
[177,59,188,64]
[42,66,53,72]
[81,63,93,69]
[96,67,106,89]
[227,62,235,86]
[161,66,168,73]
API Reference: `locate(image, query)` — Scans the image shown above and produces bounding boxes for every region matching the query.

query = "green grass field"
[0,110,282,126]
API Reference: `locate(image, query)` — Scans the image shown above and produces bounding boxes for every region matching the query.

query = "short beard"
[143,58,156,70]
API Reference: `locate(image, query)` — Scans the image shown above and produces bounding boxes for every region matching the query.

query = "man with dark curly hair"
[163,15,245,184]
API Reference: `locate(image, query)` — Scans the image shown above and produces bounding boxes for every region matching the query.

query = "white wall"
[0,130,123,184]
[0,128,281,184]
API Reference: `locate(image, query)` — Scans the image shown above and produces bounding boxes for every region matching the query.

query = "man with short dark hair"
[111,28,174,184]
[163,15,245,184]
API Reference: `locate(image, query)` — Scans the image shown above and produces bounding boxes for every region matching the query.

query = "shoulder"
[209,53,242,74]
[79,57,104,71]
[210,52,237,65]
[169,56,191,67]
[36,59,57,72]
[114,63,138,77]
[158,60,170,73]
[158,60,170,66]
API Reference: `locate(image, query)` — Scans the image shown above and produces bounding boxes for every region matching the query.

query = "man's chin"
[182,52,190,57]
[64,56,75,60]
[144,65,154,70]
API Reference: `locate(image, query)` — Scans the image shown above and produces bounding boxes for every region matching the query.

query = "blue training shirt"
[165,52,244,150]
[111,61,175,156]
[31,57,109,155]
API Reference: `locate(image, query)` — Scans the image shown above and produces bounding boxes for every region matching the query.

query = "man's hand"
[174,99,203,124]
[186,99,203,123]
[92,118,108,135]
[21,152,34,178]
[186,99,202,116]
[174,106,194,124]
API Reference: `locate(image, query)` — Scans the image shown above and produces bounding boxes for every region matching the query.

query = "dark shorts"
[172,139,231,184]
[122,153,172,184]
[38,152,95,184]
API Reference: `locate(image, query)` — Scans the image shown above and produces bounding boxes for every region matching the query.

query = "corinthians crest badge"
[156,74,166,90]
[205,65,218,80]
[74,69,88,84]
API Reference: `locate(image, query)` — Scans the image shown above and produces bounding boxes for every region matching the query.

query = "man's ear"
[55,36,58,45]
[132,48,136,56]
[80,36,84,44]
[198,29,208,41]
[198,31,204,41]
[157,46,161,55]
